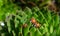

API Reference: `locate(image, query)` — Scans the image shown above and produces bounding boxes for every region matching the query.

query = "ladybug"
[30,17,41,28]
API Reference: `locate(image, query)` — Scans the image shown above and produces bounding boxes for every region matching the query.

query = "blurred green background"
[0,0,60,36]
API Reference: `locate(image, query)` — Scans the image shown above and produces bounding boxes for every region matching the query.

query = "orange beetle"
[30,17,37,24]
[34,22,41,28]
[31,17,41,28]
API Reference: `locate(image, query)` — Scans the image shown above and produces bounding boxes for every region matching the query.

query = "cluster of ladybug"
[30,17,41,28]
[22,17,41,28]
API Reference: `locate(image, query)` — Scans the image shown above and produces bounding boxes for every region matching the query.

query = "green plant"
[0,0,19,20]
[0,0,60,36]
[0,7,60,36]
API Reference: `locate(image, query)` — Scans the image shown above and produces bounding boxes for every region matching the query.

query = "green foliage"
[0,0,3,7]
[0,7,60,36]
[0,0,60,36]
[0,0,19,20]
